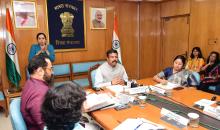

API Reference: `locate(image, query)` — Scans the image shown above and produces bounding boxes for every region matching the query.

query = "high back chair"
[88,64,100,89]
[0,70,8,116]
[10,98,27,130]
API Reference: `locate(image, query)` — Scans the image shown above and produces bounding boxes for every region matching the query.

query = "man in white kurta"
[95,49,128,88]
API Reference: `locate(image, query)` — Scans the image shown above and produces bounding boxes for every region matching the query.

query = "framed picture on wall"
[90,7,106,29]
[12,1,37,28]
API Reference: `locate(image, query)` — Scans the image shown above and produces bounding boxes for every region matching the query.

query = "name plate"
[150,85,166,95]
[128,86,148,94]
[160,108,189,128]
[203,106,220,120]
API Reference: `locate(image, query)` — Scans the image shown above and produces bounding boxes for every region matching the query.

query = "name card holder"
[160,108,189,129]
[203,106,220,120]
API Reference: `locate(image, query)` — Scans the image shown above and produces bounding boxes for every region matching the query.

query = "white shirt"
[95,62,128,88]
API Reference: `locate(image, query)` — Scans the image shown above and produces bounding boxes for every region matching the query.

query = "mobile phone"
[211,96,217,101]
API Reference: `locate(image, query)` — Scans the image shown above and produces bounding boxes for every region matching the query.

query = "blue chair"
[88,64,100,89]
[25,67,30,80]
[208,86,216,91]
[10,98,27,130]
[53,63,72,86]
[0,71,8,117]
[72,61,104,87]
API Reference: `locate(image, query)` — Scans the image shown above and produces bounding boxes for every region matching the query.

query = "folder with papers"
[114,118,165,130]
[84,93,115,112]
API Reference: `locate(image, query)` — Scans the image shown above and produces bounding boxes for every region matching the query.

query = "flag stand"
[8,82,21,93]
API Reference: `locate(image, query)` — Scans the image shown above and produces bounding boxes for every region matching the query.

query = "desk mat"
[145,94,220,130]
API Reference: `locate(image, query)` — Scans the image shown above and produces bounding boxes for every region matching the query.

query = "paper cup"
[138,96,147,108]
[188,113,199,128]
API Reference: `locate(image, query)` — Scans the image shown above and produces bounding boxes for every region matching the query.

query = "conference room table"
[89,78,220,130]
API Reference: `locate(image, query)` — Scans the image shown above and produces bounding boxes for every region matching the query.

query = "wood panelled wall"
[160,0,190,17]
[0,0,141,88]
[189,0,220,57]
[161,0,220,59]
[1,0,220,89]
[139,3,161,78]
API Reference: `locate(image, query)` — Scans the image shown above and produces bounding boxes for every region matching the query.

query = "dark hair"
[190,47,203,59]
[41,82,86,130]
[207,51,220,65]
[28,55,49,75]
[36,33,47,40]
[173,55,186,66]
[106,49,118,57]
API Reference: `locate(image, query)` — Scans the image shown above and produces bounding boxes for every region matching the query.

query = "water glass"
[188,113,199,128]
[138,95,147,108]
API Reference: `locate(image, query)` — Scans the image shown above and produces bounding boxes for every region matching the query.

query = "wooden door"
[161,15,189,68]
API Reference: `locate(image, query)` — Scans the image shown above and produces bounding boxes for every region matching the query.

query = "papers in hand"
[84,93,115,112]
[155,82,180,90]
[114,118,165,130]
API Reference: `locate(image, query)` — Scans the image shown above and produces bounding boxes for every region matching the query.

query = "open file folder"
[84,93,115,112]
[114,118,165,130]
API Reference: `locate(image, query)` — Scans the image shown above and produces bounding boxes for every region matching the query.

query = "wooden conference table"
[90,78,219,130]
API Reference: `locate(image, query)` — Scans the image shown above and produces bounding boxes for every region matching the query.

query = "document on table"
[155,82,180,90]
[194,99,216,107]
[106,85,124,93]
[114,118,165,130]
[84,93,115,112]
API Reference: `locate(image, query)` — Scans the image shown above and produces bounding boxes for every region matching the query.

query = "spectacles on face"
[44,66,53,72]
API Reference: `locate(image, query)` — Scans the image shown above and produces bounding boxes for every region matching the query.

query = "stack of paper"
[114,118,165,130]
[84,93,115,112]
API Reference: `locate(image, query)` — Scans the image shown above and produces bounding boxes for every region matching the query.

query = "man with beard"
[21,55,53,130]
[94,49,128,88]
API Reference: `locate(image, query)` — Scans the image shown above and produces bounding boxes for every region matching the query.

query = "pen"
[134,122,144,130]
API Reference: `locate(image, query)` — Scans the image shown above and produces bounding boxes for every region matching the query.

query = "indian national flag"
[5,8,21,87]
[112,13,122,64]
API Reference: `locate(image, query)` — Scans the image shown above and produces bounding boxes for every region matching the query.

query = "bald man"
[92,10,105,28]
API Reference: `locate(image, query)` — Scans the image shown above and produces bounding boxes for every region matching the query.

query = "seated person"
[198,51,220,94]
[95,49,128,88]
[21,55,53,130]
[153,55,198,86]
[185,47,205,72]
[41,82,87,130]
[28,33,55,62]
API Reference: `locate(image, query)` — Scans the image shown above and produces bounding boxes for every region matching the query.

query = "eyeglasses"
[44,66,53,71]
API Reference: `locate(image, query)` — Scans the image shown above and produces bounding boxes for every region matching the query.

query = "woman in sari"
[185,47,205,72]
[153,55,198,86]
[198,51,220,94]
